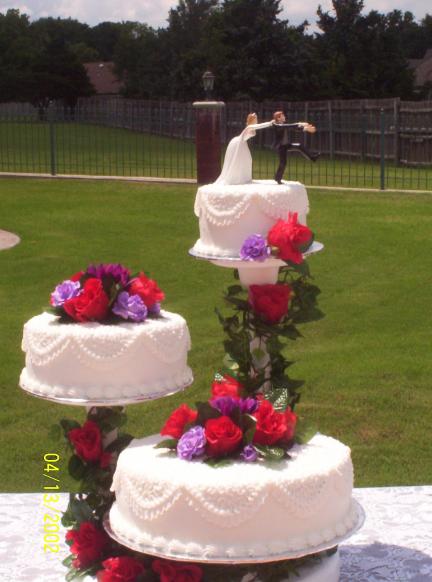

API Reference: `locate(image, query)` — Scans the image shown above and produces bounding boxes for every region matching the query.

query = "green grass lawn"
[0,177,431,492]
[1,121,431,190]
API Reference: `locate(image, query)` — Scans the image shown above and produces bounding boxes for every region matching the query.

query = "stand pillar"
[193,101,225,184]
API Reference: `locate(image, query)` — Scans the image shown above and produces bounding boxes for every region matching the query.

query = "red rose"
[68,420,102,463]
[63,278,109,322]
[97,556,146,582]
[205,415,243,458]
[211,374,243,399]
[152,559,202,582]
[128,272,165,308]
[70,271,84,282]
[66,521,110,569]
[267,212,313,264]
[160,404,198,439]
[253,400,287,446]
[249,284,291,324]
[284,407,297,441]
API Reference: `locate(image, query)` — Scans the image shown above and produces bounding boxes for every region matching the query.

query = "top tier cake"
[191,180,309,258]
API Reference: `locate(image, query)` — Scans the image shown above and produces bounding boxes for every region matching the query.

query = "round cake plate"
[103,499,365,565]
[189,240,324,266]
[19,377,193,407]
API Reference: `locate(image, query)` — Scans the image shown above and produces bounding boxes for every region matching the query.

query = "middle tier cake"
[109,433,357,561]
[20,311,193,403]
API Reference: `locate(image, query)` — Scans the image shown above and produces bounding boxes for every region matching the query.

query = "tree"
[114,23,167,98]
[314,0,414,98]
[89,22,125,61]
[28,37,94,108]
[0,10,34,101]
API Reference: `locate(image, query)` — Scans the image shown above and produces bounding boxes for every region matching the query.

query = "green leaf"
[46,306,63,316]
[60,419,81,435]
[254,445,286,462]
[225,296,250,310]
[154,438,178,450]
[278,325,302,340]
[226,284,243,297]
[285,259,310,278]
[68,455,86,480]
[105,433,134,453]
[241,413,257,433]
[222,353,239,372]
[62,555,74,568]
[70,497,94,524]
[265,387,290,411]
[243,427,256,445]
[295,421,317,445]
[48,423,62,441]
[252,348,267,362]
[196,402,221,425]
[204,457,232,468]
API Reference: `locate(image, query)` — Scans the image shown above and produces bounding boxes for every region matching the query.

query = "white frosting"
[192,180,309,257]
[20,311,193,402]
[110,434,355,560]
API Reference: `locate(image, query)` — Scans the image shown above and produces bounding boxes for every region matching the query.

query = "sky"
[0,0,430,29]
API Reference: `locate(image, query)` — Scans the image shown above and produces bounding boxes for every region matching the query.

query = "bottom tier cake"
[109,434,357,562]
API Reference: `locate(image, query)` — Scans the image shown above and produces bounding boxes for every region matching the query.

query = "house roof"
[83,62,123,95]
[407,50,432,86]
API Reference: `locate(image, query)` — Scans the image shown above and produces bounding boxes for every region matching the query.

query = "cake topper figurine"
[215,113,273,185]
[272,111,320,184]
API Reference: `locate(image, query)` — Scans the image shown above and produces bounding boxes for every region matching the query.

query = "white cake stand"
[19,377,192,408]
[189,241,324,286]
[103,499,365,581]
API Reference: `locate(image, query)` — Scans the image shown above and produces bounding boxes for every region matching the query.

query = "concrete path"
[0,229,20,250]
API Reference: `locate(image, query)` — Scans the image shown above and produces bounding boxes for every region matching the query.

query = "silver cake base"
[19,377,193,407]
[189,241,324,263]
[103,499,365,565]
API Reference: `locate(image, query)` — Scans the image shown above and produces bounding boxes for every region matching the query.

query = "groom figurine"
[272,111,320,184]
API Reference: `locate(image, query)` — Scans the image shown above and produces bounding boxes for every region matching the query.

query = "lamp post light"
[202,70,215,100]
[193,70,225,184]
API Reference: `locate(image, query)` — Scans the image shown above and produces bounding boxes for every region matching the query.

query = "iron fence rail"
[0,97,431,190]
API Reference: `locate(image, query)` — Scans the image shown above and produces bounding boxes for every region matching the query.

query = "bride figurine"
[215,113,273,185]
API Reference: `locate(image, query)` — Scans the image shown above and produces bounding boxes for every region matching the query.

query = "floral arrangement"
[50,263,164,323]
[240,212,314,266]
[158,374,297,463]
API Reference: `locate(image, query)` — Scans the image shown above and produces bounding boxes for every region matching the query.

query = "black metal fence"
[0,97,431,190]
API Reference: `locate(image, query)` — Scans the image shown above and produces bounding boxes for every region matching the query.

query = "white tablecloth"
[0,487,431,581]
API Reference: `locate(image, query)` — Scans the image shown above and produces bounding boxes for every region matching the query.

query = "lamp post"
[193,71,225,184]
[202,70,215,100]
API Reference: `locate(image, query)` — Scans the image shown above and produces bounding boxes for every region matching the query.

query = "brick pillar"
[193,101,225,184]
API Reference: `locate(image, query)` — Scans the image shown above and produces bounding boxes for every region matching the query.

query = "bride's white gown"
[215,121,273,185]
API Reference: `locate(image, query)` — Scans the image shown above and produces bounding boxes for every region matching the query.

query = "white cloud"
[0,0,430,28]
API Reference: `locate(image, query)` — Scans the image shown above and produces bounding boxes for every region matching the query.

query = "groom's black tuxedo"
[272,122,318,183]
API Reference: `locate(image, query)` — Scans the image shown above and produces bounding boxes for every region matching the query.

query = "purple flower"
[51,280,81,306]
[112,292,148,322]
[240,234,271,262]
[177,426,206,461]
[86,263,130,287]
[239,398,259,414]
[210,396,239,416]
[241,445,258,463]
[148,302,161,316]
